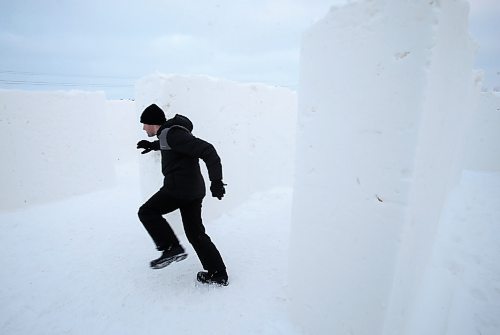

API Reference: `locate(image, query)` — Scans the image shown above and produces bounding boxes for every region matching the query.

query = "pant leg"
[179,199,226,273]
[138,189,181,251]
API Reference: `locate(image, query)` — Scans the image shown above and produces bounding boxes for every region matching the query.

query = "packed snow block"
[104,99,137,165]
[134,74,297,215]
[0,90,114,211]
[463,92,500,171]
[289,1,476,334]
[386,2,477,334]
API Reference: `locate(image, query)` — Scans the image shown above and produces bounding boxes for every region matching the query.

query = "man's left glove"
[136,140,159,154]
[210,180,226,200]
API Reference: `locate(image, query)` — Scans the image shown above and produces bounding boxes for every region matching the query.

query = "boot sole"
[150,253,188,269]
[197,279,229,286]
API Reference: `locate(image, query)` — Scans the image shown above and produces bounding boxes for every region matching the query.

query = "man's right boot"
[196,270,229,286]
[150,245,187,269]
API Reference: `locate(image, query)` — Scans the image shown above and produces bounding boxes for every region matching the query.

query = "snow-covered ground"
[0,163,300,334]
[1,163,499,334]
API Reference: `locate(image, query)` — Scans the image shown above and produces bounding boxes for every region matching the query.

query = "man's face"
[143,124,158,137]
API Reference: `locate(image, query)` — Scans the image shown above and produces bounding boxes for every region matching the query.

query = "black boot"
[150,245,187,269]
[197,270,229,286]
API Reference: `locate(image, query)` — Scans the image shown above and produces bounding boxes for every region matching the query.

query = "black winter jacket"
[154,114,222,199]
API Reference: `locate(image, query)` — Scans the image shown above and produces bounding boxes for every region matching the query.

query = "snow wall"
[463,91,500,171]
[0,90,118,211]
[289,0,483,334]
[0,76,296,214]
[134,74,297,217]
[104,99,138,166]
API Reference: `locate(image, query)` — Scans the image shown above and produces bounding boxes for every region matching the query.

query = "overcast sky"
[0,0,498,99]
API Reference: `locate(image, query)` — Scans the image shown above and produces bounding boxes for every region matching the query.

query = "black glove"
[136,140,159,154]
[210,180,226,200]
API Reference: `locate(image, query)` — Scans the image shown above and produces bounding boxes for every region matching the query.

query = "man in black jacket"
[137,104,228,286]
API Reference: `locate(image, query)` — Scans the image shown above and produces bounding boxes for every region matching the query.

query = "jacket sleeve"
[151,140,160,150]
[167,128,223,181]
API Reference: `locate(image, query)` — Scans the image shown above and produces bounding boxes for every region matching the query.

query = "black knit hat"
[140,104,166,125]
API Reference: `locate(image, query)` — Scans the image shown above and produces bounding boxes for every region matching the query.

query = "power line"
[0,79,133,88]
[0,69,136,89]
[0,69,138,81]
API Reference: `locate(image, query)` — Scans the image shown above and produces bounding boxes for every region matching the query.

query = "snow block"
[0,90,115,211]
[289,0,477,334]
[385,1,476,333]
[103,99,137,165]
[463,92,500,171]
[134,74,297,214]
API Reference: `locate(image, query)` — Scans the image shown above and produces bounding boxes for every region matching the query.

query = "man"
[136,103,228,286]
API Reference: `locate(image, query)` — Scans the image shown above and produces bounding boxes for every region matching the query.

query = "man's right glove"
[136,140,159,154]
[210,180,226,200]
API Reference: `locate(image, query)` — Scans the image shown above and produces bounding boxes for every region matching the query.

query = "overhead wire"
[0,69,136,89]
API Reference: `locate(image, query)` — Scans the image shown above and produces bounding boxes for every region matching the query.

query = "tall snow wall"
[134,74,297,215]
[289,1,477,334]
[0,90,115,211]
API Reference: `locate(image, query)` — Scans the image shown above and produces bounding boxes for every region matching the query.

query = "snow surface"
[463,91,500,171]
[1,165,498,334]
[0,163,300,335]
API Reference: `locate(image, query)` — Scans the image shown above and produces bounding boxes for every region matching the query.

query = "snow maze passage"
[1,0,500,334]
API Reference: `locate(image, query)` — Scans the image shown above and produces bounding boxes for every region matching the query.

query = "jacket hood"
[159,114,194,132]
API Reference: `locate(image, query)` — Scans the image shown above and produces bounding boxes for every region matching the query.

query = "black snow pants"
[138,188,226,273]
